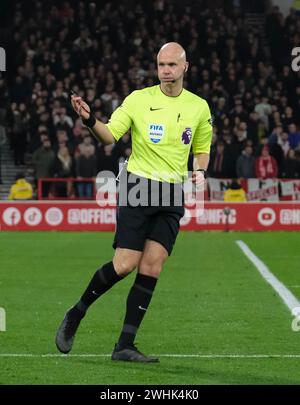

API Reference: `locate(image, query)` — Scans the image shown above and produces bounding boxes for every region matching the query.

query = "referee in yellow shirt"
[56,42,213,362]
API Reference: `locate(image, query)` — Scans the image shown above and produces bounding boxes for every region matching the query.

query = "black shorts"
[113,174,185,256]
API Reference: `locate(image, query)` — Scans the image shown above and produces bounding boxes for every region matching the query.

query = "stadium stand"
[0,0,300,200]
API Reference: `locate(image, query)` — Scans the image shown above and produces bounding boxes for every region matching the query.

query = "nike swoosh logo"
[150,107,163,111]
[138,305,147,311]
[92,290,100,296]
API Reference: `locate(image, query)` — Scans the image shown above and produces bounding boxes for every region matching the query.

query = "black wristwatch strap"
[82,113,96,128]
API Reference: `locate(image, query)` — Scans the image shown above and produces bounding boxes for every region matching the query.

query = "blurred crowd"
[0,0,300,199]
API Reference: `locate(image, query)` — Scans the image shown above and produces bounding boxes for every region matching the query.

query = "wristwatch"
[196,169,207,178]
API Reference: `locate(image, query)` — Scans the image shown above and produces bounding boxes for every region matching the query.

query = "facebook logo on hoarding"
[0,47,6,71]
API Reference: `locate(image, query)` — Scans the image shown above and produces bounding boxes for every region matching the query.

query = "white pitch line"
[236,240,300,315]
[1,353,300,359]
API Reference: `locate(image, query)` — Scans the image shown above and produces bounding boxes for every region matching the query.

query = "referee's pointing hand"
[71,95,91,120]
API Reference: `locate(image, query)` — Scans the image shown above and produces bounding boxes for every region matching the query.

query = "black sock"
[75,262,122,314]
[118,273,157,348]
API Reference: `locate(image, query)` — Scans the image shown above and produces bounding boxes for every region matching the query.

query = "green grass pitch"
[0,231,300,384]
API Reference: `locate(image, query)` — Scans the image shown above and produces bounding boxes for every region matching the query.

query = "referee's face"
[157,43,188,85]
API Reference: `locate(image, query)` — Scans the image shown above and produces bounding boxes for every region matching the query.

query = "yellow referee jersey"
[106,85,212,182]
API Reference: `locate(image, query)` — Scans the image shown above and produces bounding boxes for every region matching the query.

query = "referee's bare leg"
[55,248,141,354]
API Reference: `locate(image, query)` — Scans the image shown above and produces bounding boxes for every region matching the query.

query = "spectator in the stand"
[114,132,132,161]
[269,110,282,130]
[288,123,300,149]
[255,96,272,130]
[29,125,49,153]
[97,144,119,176]
[215,97,228,118]
[32,138,55,198]
[270,143,284,172]
[229,100,248,123]
[256,119,267,143]
[10,76,29,104]
[236,145,255,178]
[255,144,278,179]
[0,124,6,184]
[278,131,291,157]
[38,132,50,147]
[0,78,9,123]
[54,129,73,154]
[78,135,95,157]
[71,121,84,156]
[208,141,231,178]
[222,131,239,178]
[53,107,74,134]
[254,135,268,156]
[51,145,74,197]
[281,149,300,178]
[76,149,97,199]
[8,173,33,201]
[224,179,247,202]
[73,29,92,51]
[10,103,30,165]
[268,125,283,145]
[247,111,260,146]
[268,126,285,169]
[244,66,256,90]
[234,122,249,153]
[101,85,116,116]
[282,106,295,128]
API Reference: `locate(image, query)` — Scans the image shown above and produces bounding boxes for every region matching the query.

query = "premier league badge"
[181,127,192,145]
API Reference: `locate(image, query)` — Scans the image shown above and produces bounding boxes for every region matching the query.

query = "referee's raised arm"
[71,94,115,144]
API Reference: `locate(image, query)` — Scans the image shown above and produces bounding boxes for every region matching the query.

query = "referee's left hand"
[192,171,206,189]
